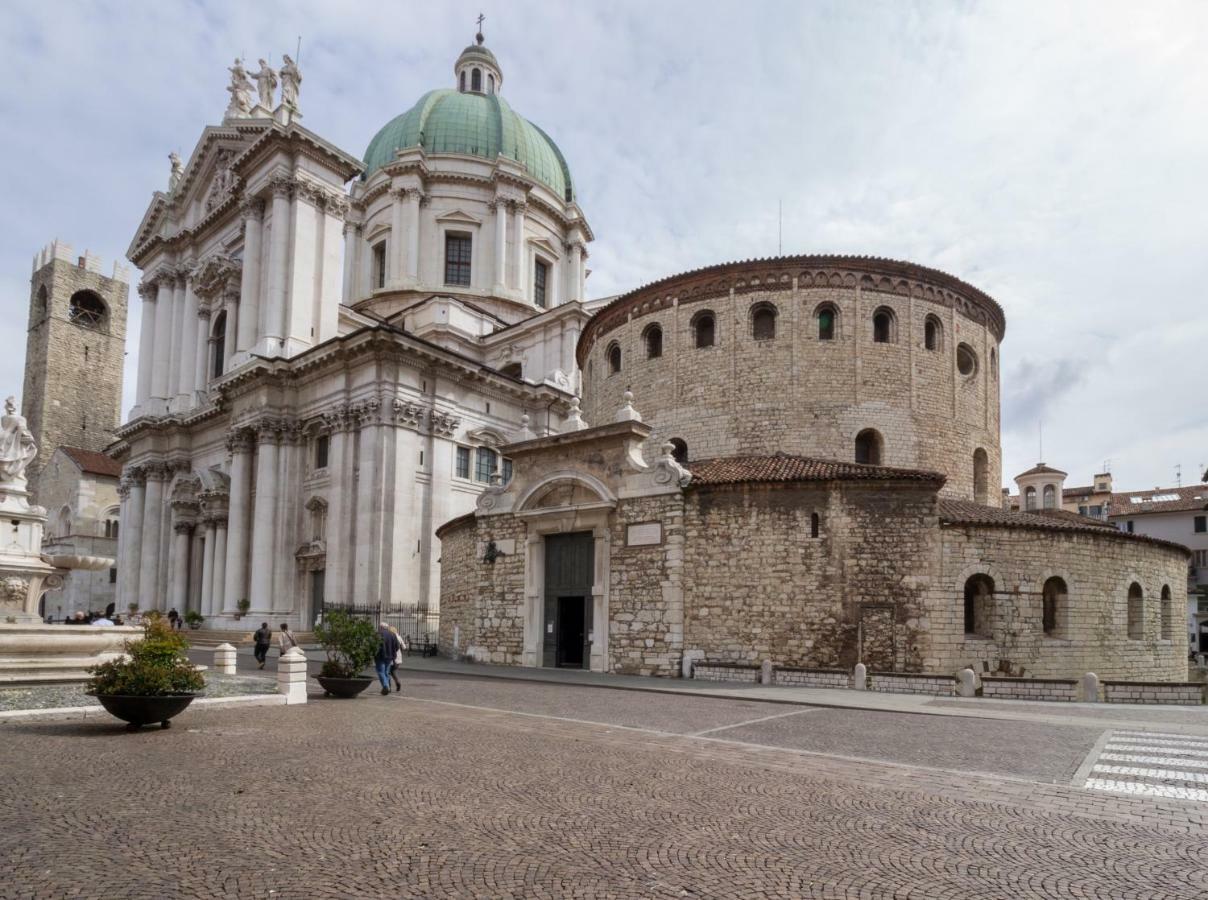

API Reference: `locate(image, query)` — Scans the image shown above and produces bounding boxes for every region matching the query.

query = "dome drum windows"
[872,307,896,344]
[1126,582,1144,639]
[471,68,482,92]
[816,303,839,341]
[668,438,688,464]
[606,342,622,375]
[691,311,716,349]
[956,343,978,377]
[750,303,777,341]
[1042,576,1067,637]
[643,324,663,359]
[1160,585,1173,640]
[854,428,883,465]
[924,315,943,352]
[68,291,107,330]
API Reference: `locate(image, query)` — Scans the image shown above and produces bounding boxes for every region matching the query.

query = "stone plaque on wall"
[626,522,662,547]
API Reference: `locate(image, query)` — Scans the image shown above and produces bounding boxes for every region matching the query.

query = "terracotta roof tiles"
[1108,485,1208,517]
[939,499,1189,552]
[59,446,122,479]
[686,453,945,487]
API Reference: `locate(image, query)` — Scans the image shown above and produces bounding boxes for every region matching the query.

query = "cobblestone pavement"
[3,678,1208,899]
[0,673,275,712]
[1079,729,1208,801]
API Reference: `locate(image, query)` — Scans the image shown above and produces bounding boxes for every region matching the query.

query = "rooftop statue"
[253,58,278,110]
[0,397,37,486]
[225,58,254,118]
[168,151,184,191]
[280,54,302,111]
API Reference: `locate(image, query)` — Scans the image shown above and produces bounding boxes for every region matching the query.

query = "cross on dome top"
[455,18,503,95]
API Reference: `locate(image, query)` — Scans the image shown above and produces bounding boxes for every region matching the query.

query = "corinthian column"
[341,221,360,303]
[352,400,384,606]
[222,429,254,613]
[137,464,168,610]
[194,308,211,390]
[248,422,280,611]
[262,177,293,356]
[236,197,264,352]
[210,518,228,618]
[170,519,194,613]
[222,282,239,373]
[405,190,422,281]
[117,471,145,608]
[390,189,406,286]
[151,279,175,399]
[568,242,584,303]
[322,408,352,607]
[511,201,526,292]
[178,271,199,399]
[167,273,186,401]
[135,283,157,404]
[199,520,216,617]
[492,199,507,293]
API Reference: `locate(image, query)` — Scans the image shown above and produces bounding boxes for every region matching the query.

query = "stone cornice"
[577,254,1007,366]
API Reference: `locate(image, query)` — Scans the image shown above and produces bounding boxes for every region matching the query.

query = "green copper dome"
[362,89,574,200]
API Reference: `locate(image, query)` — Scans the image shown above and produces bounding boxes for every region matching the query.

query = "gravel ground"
[0,672,276,711]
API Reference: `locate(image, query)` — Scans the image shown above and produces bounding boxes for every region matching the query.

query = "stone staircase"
[184,628,317,648]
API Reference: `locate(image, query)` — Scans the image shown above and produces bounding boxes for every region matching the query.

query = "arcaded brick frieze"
[579,267,1001,503]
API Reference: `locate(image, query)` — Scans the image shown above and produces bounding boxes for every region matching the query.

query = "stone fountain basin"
[0,624,140,684]
[43,554,115,571]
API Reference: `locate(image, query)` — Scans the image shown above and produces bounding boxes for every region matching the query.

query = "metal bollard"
[277,647,308,705]
[213,642,237,675]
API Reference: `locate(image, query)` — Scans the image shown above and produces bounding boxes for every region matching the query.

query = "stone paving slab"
[1,693,1205,898]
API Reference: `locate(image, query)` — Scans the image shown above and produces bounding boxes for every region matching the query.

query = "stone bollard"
[852,662,867,691]
[760,659,774,685]
[213,642,237,675]
[681,649,704,679]
[1080,672,1100,703]
[957,668,977,698]
[277,647,308,705]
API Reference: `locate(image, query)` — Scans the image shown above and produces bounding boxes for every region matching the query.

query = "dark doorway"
[556,596,587,668]
[1200,623,1208,654]
[543,532,594,669]
[310,569,326,629]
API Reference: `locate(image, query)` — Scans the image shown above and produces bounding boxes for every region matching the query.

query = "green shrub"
[87,616,205,696]
[184,609,204,627]
[314,609,378,678]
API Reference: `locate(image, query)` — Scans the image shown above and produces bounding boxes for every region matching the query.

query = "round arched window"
[956,343,978,376]
[68,291,106,329]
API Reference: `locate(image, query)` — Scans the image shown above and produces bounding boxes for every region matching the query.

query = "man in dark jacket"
[374,624,401,696]
[253,622,272,669]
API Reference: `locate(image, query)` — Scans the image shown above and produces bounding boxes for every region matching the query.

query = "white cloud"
[1,0,1205,490]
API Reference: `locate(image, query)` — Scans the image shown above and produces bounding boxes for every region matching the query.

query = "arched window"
[607,342,621,375]
[751,303,777,341]
[1042,576,1067,637]
[211,311,227,379]
[872,307,895,343]
[36,285,48,322]
[68,291,107,329]
[816,303,838,341]
[487,73,495,94]
[643,324,663,359]
[990,347,998,378]
[964,575,994,637]
[1024,486,1037,511]
[500,362,522,379]
[459,71,466,92]
[1127,582,1144,639]
[973,448,989,504]
[810,512,820,538]
[471,68,482,92]
[924,315,942,351]
[1042,484,1056,509]
[55,505,72,539]
[957,343,978,376]
[1160,584,1173,640]
[854,429,882,465]
[669,438,688,464]
[692,311,715,349]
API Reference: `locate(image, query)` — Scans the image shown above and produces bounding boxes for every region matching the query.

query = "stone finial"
[513,412,536,442]
[564,396,589,432]
[614,390,642,424]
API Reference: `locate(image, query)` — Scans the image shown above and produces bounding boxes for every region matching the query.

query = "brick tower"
[21,240,129,502]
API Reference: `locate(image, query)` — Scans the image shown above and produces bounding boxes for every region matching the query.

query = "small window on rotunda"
[1043,484,1056,509]
[36,285,48,323]
[872,308,895,343]
[669,438,688,464]
[973,448,989,504]
[817,304,837,341]
[1042,576,1066,637]
[1127,582,1144,639]
[924,315,942,351]
[751,303,777,341]
[1024,486,1037,511]
[471,68,482,92]
[854,429,882,465]
[957,343,978,376]
[990,347,997,378]
[644,324,663,359]
[964,574,994,637]
[692,311,715,349]
[810,512,820,538]
[444,233,472,286]
[68,291,107,330]
[607,342,622,375]
[1160,584,1173,640]
[533,259,548,308]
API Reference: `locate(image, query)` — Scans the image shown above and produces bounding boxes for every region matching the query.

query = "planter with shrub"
[87,615,205,730]
[184,609,204,630]
[235,598,251,620]
[314,609,377,698]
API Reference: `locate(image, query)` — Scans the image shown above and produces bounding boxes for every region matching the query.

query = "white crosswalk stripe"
[1079,730,1208,803]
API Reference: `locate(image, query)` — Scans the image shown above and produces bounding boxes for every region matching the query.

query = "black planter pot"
[315,675,374,698]
[91,693,196,730]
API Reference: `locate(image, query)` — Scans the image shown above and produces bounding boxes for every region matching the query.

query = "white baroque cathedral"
[114,33,597,628]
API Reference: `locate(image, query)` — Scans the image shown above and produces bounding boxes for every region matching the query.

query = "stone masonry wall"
[466,514,528,665]
[581,275,1001,502]
[980,677,1078,702]
[867,672,955,696]
[932,525,1190,681]
[436,519,477,656]
[773,668,851,689]
[682,481,939,671]
[1102,681,1205,705]
[694,663,760,683]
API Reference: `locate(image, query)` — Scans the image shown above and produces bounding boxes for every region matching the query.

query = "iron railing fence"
[323,604,440,648]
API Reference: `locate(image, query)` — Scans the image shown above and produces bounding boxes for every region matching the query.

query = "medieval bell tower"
[21,240,129,501]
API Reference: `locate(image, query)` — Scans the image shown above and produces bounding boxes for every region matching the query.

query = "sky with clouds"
[1,0,1205,492]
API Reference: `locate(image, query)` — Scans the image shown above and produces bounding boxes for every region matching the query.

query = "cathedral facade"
[114,36,590,628]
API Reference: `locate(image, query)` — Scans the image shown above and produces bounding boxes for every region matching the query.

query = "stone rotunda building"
[438,257,1189,681]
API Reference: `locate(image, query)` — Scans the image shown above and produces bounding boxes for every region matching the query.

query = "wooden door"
[543,532,594,669]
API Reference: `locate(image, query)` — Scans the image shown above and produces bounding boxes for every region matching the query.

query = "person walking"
[253,622,272,669]
[386,624,404,692]
[277,623,298,657]
[167,608,180,631]
[374,623,401,696]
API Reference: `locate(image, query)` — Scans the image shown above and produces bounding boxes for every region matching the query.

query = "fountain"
[0,396,136,682]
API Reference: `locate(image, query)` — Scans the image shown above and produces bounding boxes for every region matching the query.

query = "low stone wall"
[774,667,850,689]
[981,676,1078,702]
[693,662,761,683]
[868,671,954,696]
[1102,681,1205,706]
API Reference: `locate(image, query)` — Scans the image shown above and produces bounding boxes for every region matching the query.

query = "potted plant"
[86,615,205,731]
[235,598,250,620]
[127,602,139,616]
[313,609,378,698]
[184,609,204,630]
